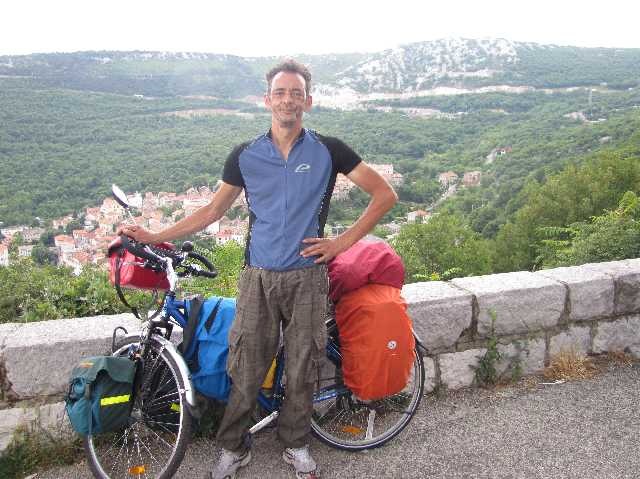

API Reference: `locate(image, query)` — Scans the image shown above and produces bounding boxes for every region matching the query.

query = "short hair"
[265,59,312,96]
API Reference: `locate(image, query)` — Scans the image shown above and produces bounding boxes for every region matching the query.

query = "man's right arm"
[118,182,243,244]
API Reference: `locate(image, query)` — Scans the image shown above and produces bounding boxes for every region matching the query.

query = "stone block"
[536,265,614,321]
[583,260,640,315]
[497,337,546,377]
[549,326,592,357]
[438,348,486,390]
[403,281,473,351]
[0,401,67,454]
[0,323,22,348]
[592,315,640,353]
[3,314,140,399]
[451,272,565,337]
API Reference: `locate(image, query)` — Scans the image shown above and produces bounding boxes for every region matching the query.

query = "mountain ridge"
[1,38,638,101]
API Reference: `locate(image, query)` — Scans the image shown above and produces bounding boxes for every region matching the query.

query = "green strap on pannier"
[100,394,131,406]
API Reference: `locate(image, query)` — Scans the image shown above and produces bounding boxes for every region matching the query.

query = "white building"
[22,227,45,243]
[438,171,459,187]
[407,210,431,223]
[462,171,482,187]
[0,244,8,266]
[0,225,26,238]
[205,220,221,235]
[215,230,245,246]
[18,245,34,257]
[54,235,76,254]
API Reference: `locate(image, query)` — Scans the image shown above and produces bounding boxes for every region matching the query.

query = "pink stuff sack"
[327,240,405,302]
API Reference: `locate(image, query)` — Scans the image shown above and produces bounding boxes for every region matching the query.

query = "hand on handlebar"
[117,224,158,244]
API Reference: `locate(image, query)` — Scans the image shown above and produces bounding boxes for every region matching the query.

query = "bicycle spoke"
[142,417,181,429]
[378,395,414,414]
[146,391,179,406]
[136,430,163,467]
[125,427,133,477]
[137,420,178,450]
[95,428,127,460]
[328,408,352,431]
[135,433,145,474]
[313,398,337,419]
[109,431,128,475]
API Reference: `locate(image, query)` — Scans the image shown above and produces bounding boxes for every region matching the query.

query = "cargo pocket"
[226,328,243,380]
[306,320,327,390]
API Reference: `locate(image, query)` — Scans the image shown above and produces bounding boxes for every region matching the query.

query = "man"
[119,59,397,479]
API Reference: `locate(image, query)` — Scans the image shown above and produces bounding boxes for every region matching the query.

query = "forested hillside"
[2,76,638,228]
[1,39,640,324]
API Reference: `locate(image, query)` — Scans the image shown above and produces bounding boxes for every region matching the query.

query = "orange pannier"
[335,283,415,401]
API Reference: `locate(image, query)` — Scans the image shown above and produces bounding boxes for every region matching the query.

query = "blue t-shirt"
[222,129,361,271]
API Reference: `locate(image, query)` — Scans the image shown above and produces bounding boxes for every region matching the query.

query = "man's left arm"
[301,162,398,263]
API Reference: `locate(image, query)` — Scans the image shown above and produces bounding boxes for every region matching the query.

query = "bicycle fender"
[149,335,198,409]
[412,329,428,356]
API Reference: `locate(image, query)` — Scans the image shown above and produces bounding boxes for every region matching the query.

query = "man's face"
[265,71,312,128]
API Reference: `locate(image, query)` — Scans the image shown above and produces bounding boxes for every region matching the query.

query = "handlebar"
[120,235,165,263]
[185,251,218,278]
[119,235,218,279]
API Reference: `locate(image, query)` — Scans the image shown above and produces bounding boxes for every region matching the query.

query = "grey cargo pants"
[215,265,328,451]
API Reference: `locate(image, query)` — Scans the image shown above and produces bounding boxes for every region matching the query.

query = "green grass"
[0,425,82,479]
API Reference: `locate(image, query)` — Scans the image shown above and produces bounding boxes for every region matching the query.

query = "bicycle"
[83,187,426,479]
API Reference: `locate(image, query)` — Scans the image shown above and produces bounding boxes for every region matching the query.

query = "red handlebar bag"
[335,283,415,401]
[107,237,173,290]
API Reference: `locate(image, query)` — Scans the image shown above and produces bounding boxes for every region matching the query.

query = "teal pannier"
[65,356,136,436]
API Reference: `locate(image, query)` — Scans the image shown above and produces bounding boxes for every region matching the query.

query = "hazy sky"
[2,0,639,57]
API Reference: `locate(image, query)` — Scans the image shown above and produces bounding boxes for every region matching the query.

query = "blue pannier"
[181,296,235,401]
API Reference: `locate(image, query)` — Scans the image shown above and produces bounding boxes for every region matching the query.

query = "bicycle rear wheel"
[84,336,192,478]
[311,342,425,451]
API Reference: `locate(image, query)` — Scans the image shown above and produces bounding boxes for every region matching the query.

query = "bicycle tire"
[83,336,192,478]
[310,345,425,451]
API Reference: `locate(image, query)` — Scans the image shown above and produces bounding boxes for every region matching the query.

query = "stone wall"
[404,259,640,391]
[2,259,640,452]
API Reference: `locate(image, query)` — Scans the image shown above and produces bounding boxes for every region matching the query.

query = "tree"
[392,213,492,283]
[64,217,84,234]
[537,191,640,267]
[179,241,244,298]
[31,244,58,265]
[492,148,640,272]
[39,229,57,246]
[8,232,24,258]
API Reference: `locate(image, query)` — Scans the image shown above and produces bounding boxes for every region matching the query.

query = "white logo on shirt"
[294,163,311,173]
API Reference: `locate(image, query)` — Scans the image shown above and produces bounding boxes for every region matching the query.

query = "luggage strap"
[180,297,223,373]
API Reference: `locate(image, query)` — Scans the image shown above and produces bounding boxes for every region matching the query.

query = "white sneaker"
[209,447,251,479]
[283,445,319,478]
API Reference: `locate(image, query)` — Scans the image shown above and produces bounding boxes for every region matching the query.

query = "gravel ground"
[36,361,640,479]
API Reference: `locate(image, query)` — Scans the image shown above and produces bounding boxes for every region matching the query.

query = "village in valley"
[0,164,482,273]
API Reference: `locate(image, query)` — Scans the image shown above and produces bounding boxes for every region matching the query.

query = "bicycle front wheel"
[83,336,192,479]
[311,345,425,451]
